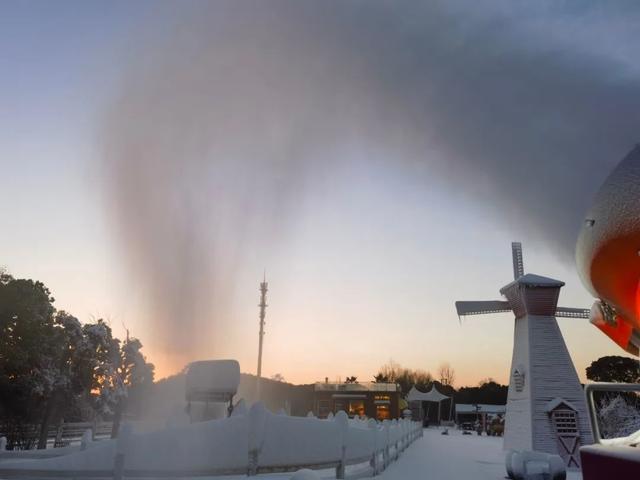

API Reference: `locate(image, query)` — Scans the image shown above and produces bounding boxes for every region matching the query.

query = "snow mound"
[289,469,321,480]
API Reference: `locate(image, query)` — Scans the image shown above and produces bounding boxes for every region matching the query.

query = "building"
[313,382,401,420]
[455,403,506,427]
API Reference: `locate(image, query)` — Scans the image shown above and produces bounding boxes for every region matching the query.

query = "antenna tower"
[256,273,268,399]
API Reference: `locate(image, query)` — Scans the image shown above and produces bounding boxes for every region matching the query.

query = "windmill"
[456,242,593,469]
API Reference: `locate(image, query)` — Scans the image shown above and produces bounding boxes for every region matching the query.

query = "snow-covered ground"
[212,428,583,480]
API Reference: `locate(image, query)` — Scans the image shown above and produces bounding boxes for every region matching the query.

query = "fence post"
[391,420,398,460]
[368,419,378,476]
[0,436,6,451]
[335,411,348,479]
[402,419,408,451]
[54,419,64,448]
[113,423,132,480]
[81,429,92,451]
[382,420,390,471]
[247,402,267,476]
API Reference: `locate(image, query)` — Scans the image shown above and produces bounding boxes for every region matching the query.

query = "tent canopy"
[406,385,450,403]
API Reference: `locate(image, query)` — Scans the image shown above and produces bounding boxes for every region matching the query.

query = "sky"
[1,0,639,387]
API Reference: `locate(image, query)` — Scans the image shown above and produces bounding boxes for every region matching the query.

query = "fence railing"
[0,420,113,452]
[0,404,423,479]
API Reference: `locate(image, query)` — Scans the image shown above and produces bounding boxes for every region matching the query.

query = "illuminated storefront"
[313,382,401,420]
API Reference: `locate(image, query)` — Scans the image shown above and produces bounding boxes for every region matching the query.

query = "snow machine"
[576,146,640,478]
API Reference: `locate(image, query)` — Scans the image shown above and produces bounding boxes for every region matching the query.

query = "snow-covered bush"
[598,394,640,439]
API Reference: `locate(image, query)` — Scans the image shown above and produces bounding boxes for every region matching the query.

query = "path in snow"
[373,427,582,480]
[230,427,583,480]
[376,427,506,479]
[170,427,584,480]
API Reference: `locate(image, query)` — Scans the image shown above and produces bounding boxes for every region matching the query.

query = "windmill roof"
[500,273,564,294]
[517,273,564,286]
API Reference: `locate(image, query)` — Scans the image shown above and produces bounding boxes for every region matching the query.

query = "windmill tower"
[455,243,593,469]
[256,273,268,400]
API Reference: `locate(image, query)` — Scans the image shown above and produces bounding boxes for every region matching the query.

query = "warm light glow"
[636,279,640,322]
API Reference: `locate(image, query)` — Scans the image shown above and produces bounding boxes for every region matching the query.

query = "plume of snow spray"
[103,0,640,366]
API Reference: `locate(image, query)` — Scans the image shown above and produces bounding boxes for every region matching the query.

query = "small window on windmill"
[551,409,579,435]
[513,367,525,392]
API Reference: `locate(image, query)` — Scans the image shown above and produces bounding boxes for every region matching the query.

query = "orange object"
[576,145,640,356]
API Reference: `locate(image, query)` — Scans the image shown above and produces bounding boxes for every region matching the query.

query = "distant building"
[455,403,506,426]
[313,382,401,420]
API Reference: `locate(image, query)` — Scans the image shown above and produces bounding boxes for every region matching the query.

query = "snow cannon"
[576,145,640,356]
[185,359,241,420]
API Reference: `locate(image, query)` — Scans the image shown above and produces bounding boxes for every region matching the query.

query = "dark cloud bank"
[103,0,640,357]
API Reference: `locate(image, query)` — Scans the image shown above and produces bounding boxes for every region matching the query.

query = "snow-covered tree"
[598,394,640,439]
[36,313,121,448]
[109,332,155,437]
[0,272,155,447]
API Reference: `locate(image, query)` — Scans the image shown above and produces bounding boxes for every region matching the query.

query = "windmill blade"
[512,242,524,280]
[555,307,591,319]
[455,300,511,319]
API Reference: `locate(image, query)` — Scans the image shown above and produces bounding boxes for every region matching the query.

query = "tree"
[32,313,121,448]
[373,373,390,383]
[109,332,155,438]
[478,377,496,386]
[455,379,508,405]
[271,373,285,382]
[0,272,155,447]
[438,363,455,387]
[374,361,433,395]
[345,376,358,384]
[586,356,640,383]
[0,274,58,448]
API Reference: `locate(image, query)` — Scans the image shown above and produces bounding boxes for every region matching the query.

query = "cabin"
[313,382,401,420]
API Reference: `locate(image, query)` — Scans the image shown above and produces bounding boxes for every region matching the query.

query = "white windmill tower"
[455,243,593,469]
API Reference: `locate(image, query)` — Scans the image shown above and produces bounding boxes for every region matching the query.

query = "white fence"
[0,403,422,479]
